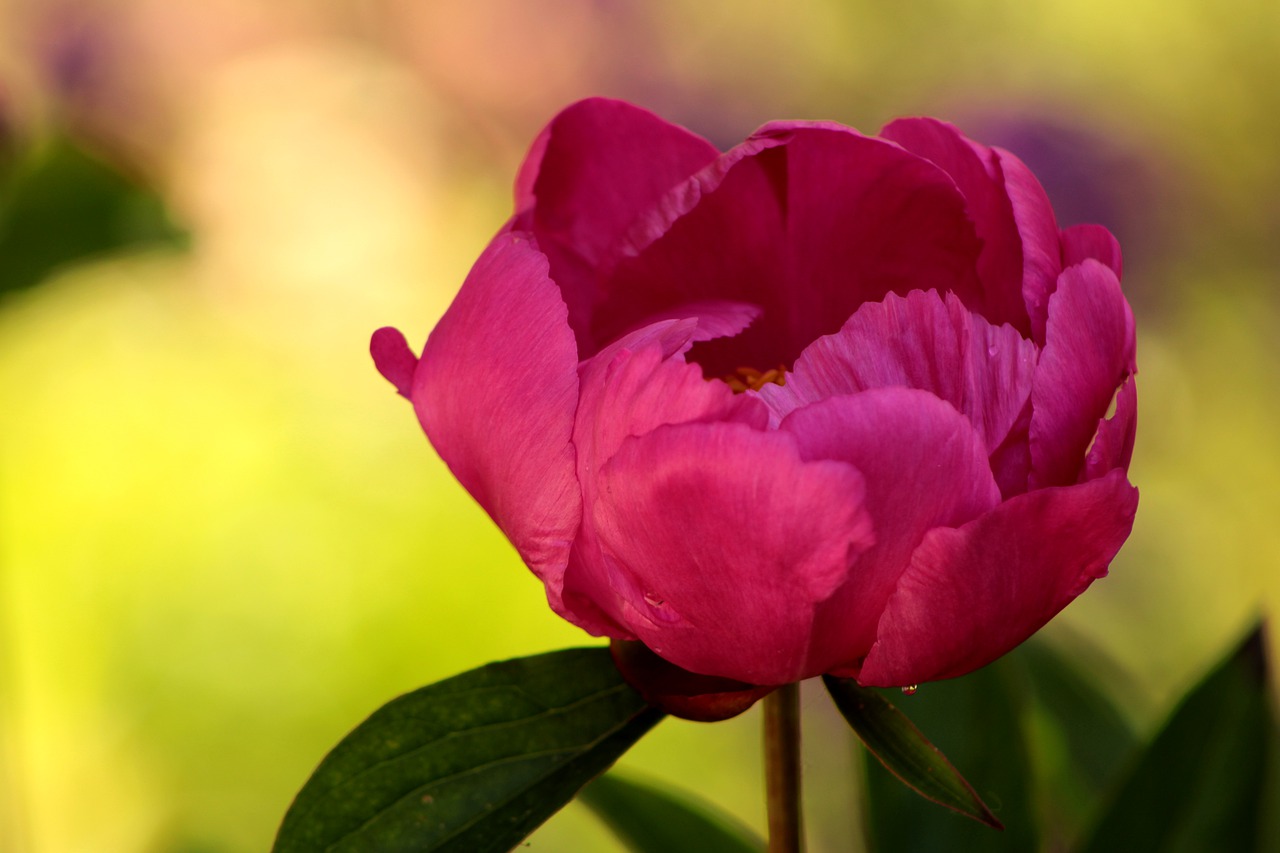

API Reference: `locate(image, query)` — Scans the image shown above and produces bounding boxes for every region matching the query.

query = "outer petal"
[590,422,874,685]
[412,232,581,605]
[515,97,718,260]
[880,118,1030,333]
[995,147,1063,343]
[781,389,1002,673]
[559,306,769,635]
[514,98,719,348]
[370,326,417,399]
[760,290,1038,454]
[1083,375,1138,481]
[1030,259,1136,488]
[859,470,1138,686]
[1061,223,1123,279]
[597,123,985,375]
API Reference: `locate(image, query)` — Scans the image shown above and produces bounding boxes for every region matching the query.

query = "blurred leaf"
[272,647,663,853]
[1078,624,1275,853]
[1019,640,1137,790]
[578,771,765,853]
[0,137,186,295]
[825,673,1007,838]
[1017,639,1139,842]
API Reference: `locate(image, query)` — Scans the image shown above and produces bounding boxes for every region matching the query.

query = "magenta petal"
[370,326,417,399]
[562,309,770,641]
[1061,223,1124,279]
[1083,375,1138,481]
[781,388,1002,672]
[880,118,1029,333]
[413,232,581,604]
[1030,259,1136,488]
[590,422,874,685]
[516,98,718,348]
[519,98,718,264]
[762,290,1038,454]
[995,148,1062,343]
[599,124,984,374]
[859,470,1138,686]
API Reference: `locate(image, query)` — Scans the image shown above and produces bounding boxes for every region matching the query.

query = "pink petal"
[1061,223,1123,279]
[412,232,581,607]
[370,325,417,399]
[995,147,1063,343]
[858,470,1138,686]
[597,124,985,376]
[780,388,1002,673]
[880,118,1030,333]
[589,422,874,685]
[761,290,1038,455]
[517,97,718,263]
[1030,259,1136,488]
[562,308,770,638]
[513,98,719,349]
[1083,375,1138,481]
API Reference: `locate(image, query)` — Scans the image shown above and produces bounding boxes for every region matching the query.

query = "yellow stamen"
[721,364,787,393]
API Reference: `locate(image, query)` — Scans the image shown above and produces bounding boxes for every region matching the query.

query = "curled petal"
[859,470,1139,686]
[762,290,1038,455]
[514,98,719,347]
[995,147,1063,343]
[1031,259,1136,488]
[880,117,1030,333]
[599,124,984,374]
[413,233,581,607]
[781,388,1002,672]
[1083,375,1138,481]
[588,422,874,685]
[370,326,417,399]
[1061,223,1123,279]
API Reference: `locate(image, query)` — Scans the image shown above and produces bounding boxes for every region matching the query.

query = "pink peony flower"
[373,98,1137,690]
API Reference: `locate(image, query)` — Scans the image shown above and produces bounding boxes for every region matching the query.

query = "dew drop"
[901,684,919,695]
[643,591,665,608]
[987,345,999,358]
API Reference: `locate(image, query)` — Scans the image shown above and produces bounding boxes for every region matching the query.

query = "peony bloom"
[373,98,1137,690]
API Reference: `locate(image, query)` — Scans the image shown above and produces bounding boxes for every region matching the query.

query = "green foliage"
[272,648,663,853]
[0,137,186,295]
[1079,625,1276,853]
[579,771,765,853]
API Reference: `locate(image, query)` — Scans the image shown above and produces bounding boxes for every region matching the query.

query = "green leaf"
[824,674,1004,834]
[0,137,187,295]
[1016,639,1138,842]
[578,771,765,853]
[273,647,663,853]
[1078,624,1275,853]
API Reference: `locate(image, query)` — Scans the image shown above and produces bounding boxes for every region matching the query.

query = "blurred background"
[1,1,1277,851]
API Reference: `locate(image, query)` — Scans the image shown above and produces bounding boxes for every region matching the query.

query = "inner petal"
[758,289,1038,455]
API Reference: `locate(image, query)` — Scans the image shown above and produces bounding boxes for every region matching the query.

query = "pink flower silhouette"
[374,98,1137,689]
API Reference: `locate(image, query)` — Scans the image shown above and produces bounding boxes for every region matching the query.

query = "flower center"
[720,365,787,394]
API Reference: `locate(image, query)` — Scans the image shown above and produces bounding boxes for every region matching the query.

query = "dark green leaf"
[1078,624,1276,853]
[273,647,663,853]
[1016,639,1138,842]
[0,137,187,295]
[825,674,1005,836]
[578,771,764,853]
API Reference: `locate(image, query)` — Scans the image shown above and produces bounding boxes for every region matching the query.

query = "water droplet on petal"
[901,684,919,695]
[987,345,999,358]
[643,591,665,608]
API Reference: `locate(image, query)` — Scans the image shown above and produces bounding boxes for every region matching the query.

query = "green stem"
[764,682,804,853]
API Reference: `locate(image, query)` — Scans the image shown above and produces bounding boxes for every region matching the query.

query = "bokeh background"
[2,1,1277,851]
